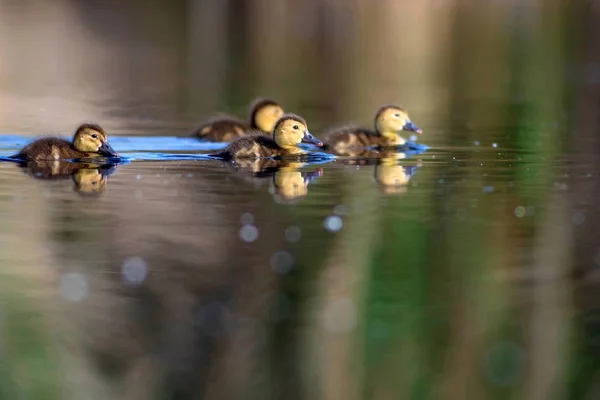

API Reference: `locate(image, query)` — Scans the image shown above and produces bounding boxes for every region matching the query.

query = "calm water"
[0,129,593,399]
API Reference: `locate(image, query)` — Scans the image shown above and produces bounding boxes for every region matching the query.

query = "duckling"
[194,98,285,142]
[9,123,118,161]
[322,105,421,155]
[210,114,323,160]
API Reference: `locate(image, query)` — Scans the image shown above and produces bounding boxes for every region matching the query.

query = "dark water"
[0,129,595,400]
[2,0,600,399]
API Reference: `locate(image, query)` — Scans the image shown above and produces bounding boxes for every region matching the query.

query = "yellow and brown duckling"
[194,98,285,142]
[10,123,118,161]
[322,105,421,155]
[210,113,323,160]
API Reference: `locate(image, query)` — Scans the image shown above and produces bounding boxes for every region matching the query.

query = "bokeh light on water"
[121,256,148,286]
[284,226,302,243]
[59,273,88,302]
[270,251,294,275]
[323,215,343,232]
[239,224,259,243]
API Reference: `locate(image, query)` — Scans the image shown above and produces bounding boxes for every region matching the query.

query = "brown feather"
[210,133,286,160]
[194,98,283,142]
[322,126,396,155]
[10,137,97,161]
[193,116,250,142]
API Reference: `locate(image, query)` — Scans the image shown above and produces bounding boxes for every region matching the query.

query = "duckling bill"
[210,113,323,160]
[9,123,118,161]
[322,105,421,154]
[194,98,284,142]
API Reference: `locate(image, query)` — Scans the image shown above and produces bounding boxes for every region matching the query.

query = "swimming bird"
[9,123,118,161]
[194,98,284,142]
[210,114,322,160]
[322,105,421,155]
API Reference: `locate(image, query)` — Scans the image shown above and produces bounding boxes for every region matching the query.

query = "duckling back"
[323,126,394,155]
[193,117,249,142]
[210,133,282,160]
[10,137,82,161]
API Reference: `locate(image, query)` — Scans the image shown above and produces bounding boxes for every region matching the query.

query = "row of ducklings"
[196,98,422,159]
[8,99,420,161]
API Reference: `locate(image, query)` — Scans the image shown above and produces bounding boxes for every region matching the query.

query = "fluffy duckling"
[194,98,284,142]
[323,105,421,155]
[10,123,118,161]
[210,114,323,160]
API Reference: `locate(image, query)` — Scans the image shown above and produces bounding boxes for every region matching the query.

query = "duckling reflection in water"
[9,123,118,161]
[272,164,322,203]
[374,154,422,195]
[322,105,421,155]
[73,167,113,194]
[194,98,285,142]
[16,159,116,194]
[223,158,322,202]
[210,114,323,160]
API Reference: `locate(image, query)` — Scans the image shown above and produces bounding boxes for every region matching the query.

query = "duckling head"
[375,105,422,142]
[72,123,118,157]
[273,114,323,154]
[250,98,285,133]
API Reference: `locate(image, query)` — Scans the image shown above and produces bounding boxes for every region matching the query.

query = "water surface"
[0,130,589,399]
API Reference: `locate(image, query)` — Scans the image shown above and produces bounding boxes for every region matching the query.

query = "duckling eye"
[293,125,299,130]
[394,113,400,118]
[91,134,98,139]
